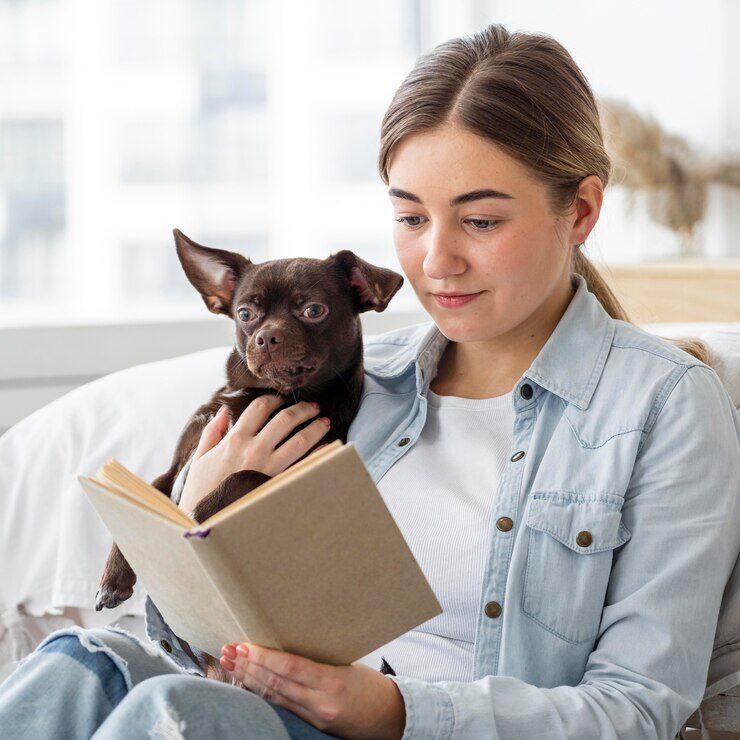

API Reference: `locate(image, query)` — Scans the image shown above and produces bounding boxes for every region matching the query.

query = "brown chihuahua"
[95,228,403,680]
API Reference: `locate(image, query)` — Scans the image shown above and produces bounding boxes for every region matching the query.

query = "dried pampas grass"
[597,97,740,257]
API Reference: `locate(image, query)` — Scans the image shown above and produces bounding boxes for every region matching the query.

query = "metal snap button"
[520,384,533,400]
[510,450,525,462]
[496,517,514,532]
[484,601,502,618]
[397,437,411,447]
[576,530,593,548]
[160,639,173,653]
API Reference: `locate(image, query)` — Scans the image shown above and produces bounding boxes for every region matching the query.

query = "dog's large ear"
[326,250,404,313]
[173,228,252,316]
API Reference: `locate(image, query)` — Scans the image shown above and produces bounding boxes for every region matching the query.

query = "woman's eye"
[238,308,255,322]
[467,218,499,231]
[395,215,426,229]
[303,304,325,319]
[395,215,498,231]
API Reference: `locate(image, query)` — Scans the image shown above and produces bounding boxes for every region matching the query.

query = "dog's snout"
[255,327,284,352]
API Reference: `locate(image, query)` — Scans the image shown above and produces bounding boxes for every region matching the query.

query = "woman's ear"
[173,228,252,315]
[326,250,404,313]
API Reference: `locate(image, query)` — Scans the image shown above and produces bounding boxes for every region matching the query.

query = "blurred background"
[1,0,740,432]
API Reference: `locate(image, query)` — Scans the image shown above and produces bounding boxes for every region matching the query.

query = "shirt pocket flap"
[526,491,632,554]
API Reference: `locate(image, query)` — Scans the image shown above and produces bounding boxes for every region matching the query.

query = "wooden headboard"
[597,260,740,324]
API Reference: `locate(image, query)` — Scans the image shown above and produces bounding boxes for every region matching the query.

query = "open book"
[78,440,442,664]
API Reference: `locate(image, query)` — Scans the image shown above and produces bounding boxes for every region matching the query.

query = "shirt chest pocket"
[521,491,632,644]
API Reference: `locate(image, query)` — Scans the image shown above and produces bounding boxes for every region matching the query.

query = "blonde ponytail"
[572,249,713,366]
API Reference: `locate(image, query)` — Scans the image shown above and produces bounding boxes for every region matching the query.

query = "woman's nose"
[422,223,466,278]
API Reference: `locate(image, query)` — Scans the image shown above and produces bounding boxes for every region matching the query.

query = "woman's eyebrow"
[388,187,515,205]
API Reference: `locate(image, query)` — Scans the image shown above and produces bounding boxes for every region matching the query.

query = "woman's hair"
[378,23,712,365]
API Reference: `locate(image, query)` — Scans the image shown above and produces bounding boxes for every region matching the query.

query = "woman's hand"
[219,642,406,739]
[178,395,331,515]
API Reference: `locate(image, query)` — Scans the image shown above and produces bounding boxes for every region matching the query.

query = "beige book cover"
[78,440,442,664]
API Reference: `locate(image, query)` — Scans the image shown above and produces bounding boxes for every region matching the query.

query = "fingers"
[228,395,324,453]
[270,417,331,470]
[258,401,328,453]
[224,642,326,689]
[193,405,230,461]
[216,394,330,475]
[224,392,287,440]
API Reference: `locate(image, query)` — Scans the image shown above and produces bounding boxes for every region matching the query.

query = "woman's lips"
[432,291,483,308]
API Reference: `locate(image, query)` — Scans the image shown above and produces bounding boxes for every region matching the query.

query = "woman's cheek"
[393,237,423,277]
[483,233,533,277]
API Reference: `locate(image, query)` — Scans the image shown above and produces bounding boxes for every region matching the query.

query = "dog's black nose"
[255,327,284,352]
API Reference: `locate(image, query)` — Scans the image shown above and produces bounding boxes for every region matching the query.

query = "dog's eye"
[238,308,255,322]
[303,304,325,319]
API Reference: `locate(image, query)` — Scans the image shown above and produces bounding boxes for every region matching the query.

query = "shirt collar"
[366,272,615,411]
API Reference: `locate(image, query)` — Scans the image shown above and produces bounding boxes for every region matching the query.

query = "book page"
[87,477,179,523]
[97,459,194,528]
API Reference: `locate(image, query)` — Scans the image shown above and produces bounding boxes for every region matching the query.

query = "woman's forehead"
[387,127,533,199]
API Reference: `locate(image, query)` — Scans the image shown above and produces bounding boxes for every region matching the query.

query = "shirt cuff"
[389,674,455,740]
[144,595,205,677]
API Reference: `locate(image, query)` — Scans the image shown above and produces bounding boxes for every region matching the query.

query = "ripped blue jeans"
[0,625,338,739]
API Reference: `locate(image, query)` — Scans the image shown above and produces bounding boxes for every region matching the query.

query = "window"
[0,0,426,325]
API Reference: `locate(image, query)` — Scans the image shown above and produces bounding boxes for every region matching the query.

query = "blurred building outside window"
[1,0,738,328]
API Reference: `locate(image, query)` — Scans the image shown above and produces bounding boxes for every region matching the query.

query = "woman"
[1,23,738,740]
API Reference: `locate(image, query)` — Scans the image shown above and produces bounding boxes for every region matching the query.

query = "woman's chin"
[420,296,497,341]
[430,308,515,344]
[432,316,489,343]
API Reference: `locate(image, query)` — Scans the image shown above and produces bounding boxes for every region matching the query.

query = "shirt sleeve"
[389,364,740,740]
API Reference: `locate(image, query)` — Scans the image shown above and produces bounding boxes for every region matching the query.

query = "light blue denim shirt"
[347,271,740,739]
[148,271,740,739]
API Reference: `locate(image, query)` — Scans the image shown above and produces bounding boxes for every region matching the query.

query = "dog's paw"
[95,579,135,611]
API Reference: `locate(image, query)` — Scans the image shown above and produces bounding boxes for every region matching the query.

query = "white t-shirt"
[355,387,516,682]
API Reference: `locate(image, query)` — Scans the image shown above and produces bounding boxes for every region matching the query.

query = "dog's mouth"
[261,363,316,379]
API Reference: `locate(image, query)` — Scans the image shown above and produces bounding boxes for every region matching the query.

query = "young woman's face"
[387,122,579,343]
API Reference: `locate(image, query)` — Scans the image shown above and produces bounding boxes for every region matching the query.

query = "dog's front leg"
[95,542,136,611]
[190,469,271,523]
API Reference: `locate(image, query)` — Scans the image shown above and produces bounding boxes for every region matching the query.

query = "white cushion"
[0,345,233,621]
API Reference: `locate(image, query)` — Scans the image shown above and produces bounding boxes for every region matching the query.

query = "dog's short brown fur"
[95,228,404,682]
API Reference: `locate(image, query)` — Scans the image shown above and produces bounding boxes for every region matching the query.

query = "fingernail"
[310,401,320,410]
[221,644,236,658]
[320,417,331,426]
[236,644,249,657]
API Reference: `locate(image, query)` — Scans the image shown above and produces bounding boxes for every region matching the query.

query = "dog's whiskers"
[231,354,252,387]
